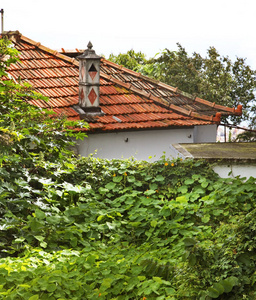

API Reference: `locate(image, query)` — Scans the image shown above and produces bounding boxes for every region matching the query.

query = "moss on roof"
[173,142,256,163]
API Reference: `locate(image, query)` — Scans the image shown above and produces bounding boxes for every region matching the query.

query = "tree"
[0,37,88,255]
[109,44,256,127]
[108,49,148,72]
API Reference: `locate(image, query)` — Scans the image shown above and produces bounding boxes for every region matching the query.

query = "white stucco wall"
[193,124,217,143]
[213,165,256,179]
[77,125,217,161]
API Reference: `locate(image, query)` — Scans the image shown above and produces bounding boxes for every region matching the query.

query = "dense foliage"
[2,37,256,300]
[1,155,256,299]
[109,45,256,127]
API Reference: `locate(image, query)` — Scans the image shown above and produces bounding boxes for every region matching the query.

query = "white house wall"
[193,125,217,143]
[77,125,217,161]
[213,165,256,179]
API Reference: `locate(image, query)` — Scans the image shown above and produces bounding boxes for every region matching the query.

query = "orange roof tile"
[4,31,242,132]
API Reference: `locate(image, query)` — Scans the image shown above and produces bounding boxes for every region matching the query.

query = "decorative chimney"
[77,42,101,114]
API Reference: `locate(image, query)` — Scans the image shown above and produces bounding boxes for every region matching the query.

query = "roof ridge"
[102,58,161,85]
[12,33,79,67]
[100,72,222,123]
[195,97,242,115]
[101,72,172,105]
[101,58,228,113]
[167,103,222,123]
[156,81,179,93]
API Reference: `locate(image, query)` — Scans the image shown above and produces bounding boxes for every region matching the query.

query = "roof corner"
[2,30,22,43]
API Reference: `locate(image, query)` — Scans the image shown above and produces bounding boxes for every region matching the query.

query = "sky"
[1,0,256,69]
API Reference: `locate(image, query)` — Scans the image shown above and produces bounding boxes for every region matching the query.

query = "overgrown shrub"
[1,154,256,299]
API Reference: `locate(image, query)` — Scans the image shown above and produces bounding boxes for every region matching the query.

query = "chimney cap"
[77,41,101,60]
[87,41,93,49]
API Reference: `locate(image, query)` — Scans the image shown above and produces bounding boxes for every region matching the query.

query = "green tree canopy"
[0,38,87,158]
[108,49,148,72]
[0,37,88,250]
[109,44,256,127]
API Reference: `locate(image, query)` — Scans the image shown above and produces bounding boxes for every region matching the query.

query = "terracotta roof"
[4,31,242,132]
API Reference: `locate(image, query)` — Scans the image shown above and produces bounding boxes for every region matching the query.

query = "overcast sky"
[2,0,256,69]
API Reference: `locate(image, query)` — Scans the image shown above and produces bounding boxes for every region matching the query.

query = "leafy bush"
[0,37,87,257]
[1,154,256,299]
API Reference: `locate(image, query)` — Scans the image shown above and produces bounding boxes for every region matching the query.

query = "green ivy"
[1,154,256,299]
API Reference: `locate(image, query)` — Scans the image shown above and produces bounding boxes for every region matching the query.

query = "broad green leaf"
[194,188,205,194]
[144,189,156,195]
[141,197,152,205]
[97,215,105,222]
[176,196,187,203]
[106,222,116,230]
[155,175,165,182]
[201,215,210,223]
[138,276,146,281]
[100,278,112,291]
[61,249,80,256]
[86,254,98,264]
[192,174,200,180]
[14,237,25,243]
[38,178,53,185]
[62,182,82,193]
[188,253,196,266]
[228,276,239,286]
[70,237,77,247]
[150,220,158,228]
[212,209,223,216]
[28,295,39,300]
[47,283,57,292]
[237,254,251,266]
[178,186,188,194]
[208,287,219,298]
[183,237,196,247]
[18,284,30,289]
[113,176,123,183]
[219,279,233,293]
[212,283,225,294]
[165,287,176,295]
[98,187,109,194]
[46,215,61,224]
[130,222,141,227]
[153,277,162,283]
[105,182,116,189]
[34,235,45,242]
[184,178,194,185]
[30,219,43,231]
[134,181,143,187]
[156,296,165,300]
[66,207,81,216]
[127,176,136,182]
[201,181,209,188]
[149,183,158,190]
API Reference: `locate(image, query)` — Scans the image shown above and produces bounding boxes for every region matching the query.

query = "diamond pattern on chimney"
[88,88,97,105]
[89,64,97,80]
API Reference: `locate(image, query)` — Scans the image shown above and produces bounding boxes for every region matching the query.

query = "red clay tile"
[4,31,242,133]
